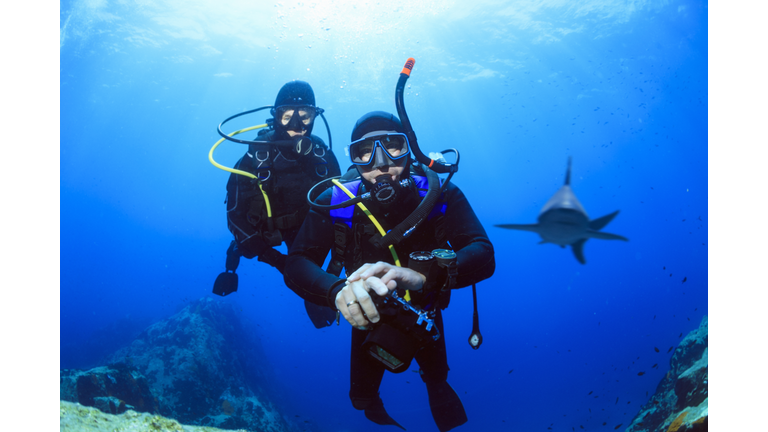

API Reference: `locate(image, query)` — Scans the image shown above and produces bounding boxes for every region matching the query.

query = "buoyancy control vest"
[226,129,341,253]
[328,173,448,280]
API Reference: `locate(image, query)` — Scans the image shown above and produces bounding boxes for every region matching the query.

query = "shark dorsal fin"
[565,156,572,186]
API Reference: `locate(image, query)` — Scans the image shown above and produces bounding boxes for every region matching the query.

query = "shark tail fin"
[494,223,541,233]
[571,239,587,264]
[589,210,620,231]
[565,156,572,186]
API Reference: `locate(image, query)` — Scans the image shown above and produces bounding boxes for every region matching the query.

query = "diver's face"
[356,130,407,184]
[278,107,314,137]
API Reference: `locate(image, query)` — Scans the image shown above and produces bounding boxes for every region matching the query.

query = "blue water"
[60,1,708,431]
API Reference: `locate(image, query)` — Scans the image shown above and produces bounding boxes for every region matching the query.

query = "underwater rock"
[625,316,708,432]
[62,297,289,432]
[60,362,158,414]
[60,400,250,432]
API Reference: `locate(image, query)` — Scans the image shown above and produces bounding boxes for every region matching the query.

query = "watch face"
[431,249,456,260]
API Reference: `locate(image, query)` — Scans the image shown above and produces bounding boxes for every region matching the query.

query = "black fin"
[212,272,238,296]
[304,299,335,329]
[364,398,406,430]
[565,156,572,185]
[571,239,587,264]
[427,381,468,432]
[589,210,620,231]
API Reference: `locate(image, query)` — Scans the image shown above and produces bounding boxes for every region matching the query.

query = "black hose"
[372,165,441,249]
[218,105,333,150]
[306,177,366,210]
[468,283,483,350]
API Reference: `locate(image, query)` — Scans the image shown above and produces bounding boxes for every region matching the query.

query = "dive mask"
[346,133,410,167]
[273,105,322,130]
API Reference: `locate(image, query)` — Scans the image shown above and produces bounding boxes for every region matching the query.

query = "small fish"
[679,333,683,337]
[603,422,607,426]
[588,391,593,395]
[580,426,584,429]
[668,346,674,353]
[663,266,666,269]
[682,277,687,283]
[509,369,514,374]
[698,216,702,221]
[638,371,645,376]
[652,363,658,369]
[654,347,659,352]
[670,273,672,277]
[614,424,623,430]
[615,397,619,404]
[653,314,656,319]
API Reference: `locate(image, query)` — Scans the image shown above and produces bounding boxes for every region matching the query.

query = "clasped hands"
[335,262,426,329]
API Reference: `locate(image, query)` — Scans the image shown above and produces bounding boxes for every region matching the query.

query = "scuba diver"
[212,80,342,326]
[283,110,495,431]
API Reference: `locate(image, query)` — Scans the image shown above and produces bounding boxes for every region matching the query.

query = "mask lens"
[349,133,409,166]
[380,135,407,157]
[279,109,294,126]
[298,107,315,125]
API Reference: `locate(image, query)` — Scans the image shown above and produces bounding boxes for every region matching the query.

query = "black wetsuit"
[225,130,341,270]
[284,175,495,422]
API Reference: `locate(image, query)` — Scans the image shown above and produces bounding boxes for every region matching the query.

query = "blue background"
[57,1,708,431]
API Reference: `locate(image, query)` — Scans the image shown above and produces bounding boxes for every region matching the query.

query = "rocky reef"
[625,316,708,432]
[60,298,290,432]
[60,400,250,432]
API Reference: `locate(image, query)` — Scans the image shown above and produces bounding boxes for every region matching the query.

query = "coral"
[667,411,689,432]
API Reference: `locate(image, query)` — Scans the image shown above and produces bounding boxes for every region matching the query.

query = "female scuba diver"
[283,111,495,431]
[212,80,341,327]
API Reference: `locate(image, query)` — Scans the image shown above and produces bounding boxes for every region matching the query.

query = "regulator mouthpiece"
[372,175,401,205]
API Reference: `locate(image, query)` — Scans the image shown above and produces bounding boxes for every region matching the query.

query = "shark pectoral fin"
[495,223,541,233]
[589,210,620,231]
[571,239,587,264]
[586,230,629,241]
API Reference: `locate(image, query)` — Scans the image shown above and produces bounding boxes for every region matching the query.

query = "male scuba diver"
[213,81,341,326]
[284,111,495,431]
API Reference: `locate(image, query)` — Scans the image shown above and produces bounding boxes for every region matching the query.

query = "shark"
[495,157,628,264]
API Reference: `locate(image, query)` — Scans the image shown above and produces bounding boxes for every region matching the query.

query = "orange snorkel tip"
[401,58,415,76]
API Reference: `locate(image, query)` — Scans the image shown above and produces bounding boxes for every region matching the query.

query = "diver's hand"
[335,277,389,329]
[347,262,427,292]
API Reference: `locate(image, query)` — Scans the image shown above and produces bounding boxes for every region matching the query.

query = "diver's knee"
[419,367,449,385]
[350,393,380,411]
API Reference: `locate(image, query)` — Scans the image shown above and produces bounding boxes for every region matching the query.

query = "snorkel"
[395,58,459,176]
